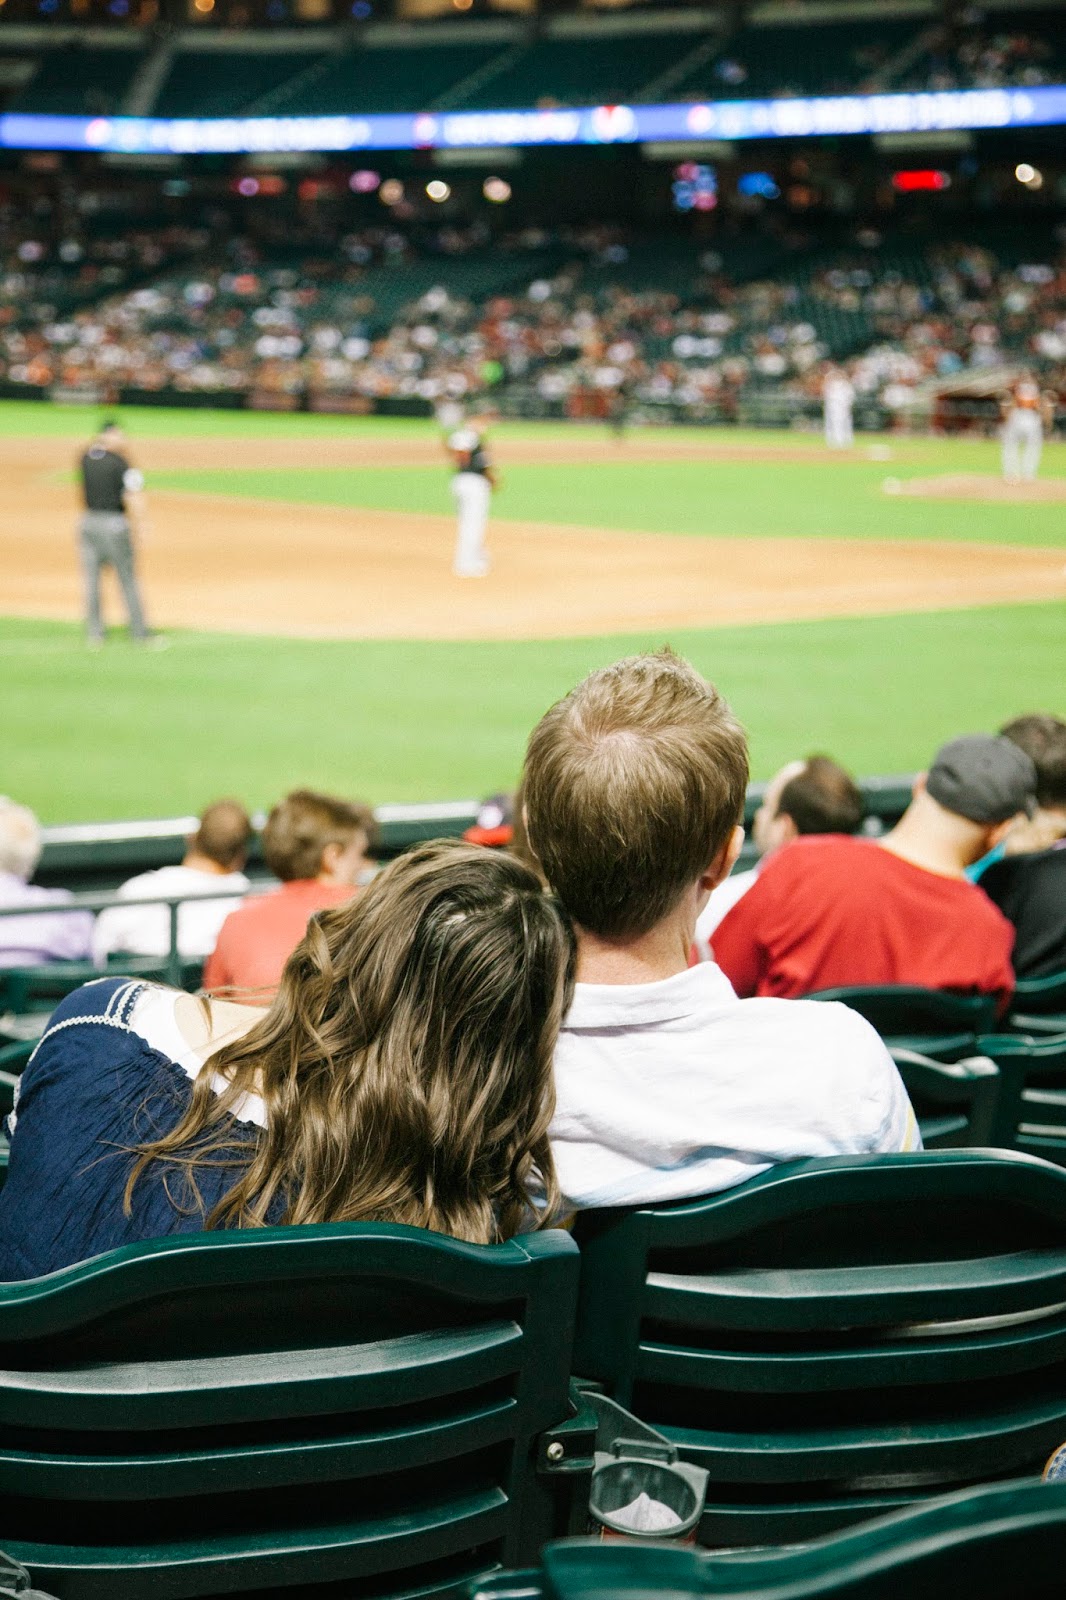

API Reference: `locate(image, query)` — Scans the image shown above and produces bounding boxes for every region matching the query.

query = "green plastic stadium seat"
[571,1151,1066,1545]
[470,1477,1066,1600]
[1010,971,1066,1037]
[0,1224,591,1600]
[808,985,999,1061]
[975,1033,1066,1165]
[890,1046,1000,1147]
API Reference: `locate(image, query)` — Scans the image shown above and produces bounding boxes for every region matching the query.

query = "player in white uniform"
[447,419,496,578]
[1001,376,1046,483]
[822,366,855,450]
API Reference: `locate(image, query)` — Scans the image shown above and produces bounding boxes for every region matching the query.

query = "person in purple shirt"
[0,798,93,967]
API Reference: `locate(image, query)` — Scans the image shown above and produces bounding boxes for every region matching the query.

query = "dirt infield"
[3,437,1064,641]
[3,431,881,474]
[883,473,1066,503]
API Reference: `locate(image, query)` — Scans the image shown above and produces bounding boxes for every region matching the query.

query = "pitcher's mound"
[884,474,1066,503]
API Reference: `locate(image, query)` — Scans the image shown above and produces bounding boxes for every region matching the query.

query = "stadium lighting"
[192,0,214,12]
[379,178,404,205]
[482,176,511,203]
[1015,162,1043,187]
[349,168,381,192]
[426,180,451,202]
[236,176,259,196]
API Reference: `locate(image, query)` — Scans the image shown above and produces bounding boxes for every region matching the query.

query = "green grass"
[149,458,1066,546]
[6,401,1064,821]
[3,606,1063,822]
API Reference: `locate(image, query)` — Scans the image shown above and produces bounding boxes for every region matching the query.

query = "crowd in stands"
[2,662,1065,1282]
[901,17,1062,94]
[1,214,1061,422]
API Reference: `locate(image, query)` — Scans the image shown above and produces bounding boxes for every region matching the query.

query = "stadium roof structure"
[2,83,1065,153]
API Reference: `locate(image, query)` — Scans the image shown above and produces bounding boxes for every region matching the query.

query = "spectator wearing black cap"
[78,419,154,648]
[712,734,1036,1007]
[980,715,1066,979]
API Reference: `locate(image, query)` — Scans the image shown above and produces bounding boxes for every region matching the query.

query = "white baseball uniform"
[449,428,493,577]
[1002,380,1044,482]
[823,373,855,450]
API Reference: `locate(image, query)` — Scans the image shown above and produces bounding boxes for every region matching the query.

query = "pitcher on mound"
[447,415,497,578]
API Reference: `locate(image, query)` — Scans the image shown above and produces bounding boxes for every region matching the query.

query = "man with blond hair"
[522,650,919,1212]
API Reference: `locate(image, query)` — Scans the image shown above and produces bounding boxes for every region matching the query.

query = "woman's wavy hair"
[124,839,575,1244]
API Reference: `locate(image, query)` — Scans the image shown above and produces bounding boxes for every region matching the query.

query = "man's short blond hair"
[522,650,749,938]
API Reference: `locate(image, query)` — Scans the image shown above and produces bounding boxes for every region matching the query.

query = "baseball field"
[2,398,1064,823]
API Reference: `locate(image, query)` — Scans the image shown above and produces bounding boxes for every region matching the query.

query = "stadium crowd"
[1,217,1062,424]
[2,664,1065,1279]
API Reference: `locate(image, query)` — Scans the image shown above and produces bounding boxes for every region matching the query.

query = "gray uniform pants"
[79,512,148,641]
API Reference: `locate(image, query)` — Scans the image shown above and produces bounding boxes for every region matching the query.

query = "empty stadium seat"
[889,1046,1000,1147]
[1010,972,1066,1037]
[976,1032,1066,1165]
[572,1151,1066,1545]
[0,1224,590,1599]
[470,1478,1066,1600]
[808,986,999,1061]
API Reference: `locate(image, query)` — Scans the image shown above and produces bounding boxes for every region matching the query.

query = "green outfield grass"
[3,605,1063,823]
[3,402,1064,821]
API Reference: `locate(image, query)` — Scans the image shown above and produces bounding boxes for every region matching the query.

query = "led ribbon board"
[2,86,1065,155]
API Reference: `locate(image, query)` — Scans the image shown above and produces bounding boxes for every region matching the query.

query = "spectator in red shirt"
[712,735,1036,1007]
[204,789,375,1003]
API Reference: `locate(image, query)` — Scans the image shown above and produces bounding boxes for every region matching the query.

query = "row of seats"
[3,1146,1066,1594]
[9,10,1066,120]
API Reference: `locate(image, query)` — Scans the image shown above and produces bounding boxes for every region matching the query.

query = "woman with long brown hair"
[0,840,575,1280]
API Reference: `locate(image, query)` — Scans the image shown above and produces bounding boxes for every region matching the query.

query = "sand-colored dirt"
[2,438,1064,642]
[883,473,1066,503]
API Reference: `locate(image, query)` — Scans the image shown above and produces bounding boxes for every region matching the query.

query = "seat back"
[809,986,998,1060]
[572,1152,1066,1544]
[1010,971,1066,1037]
[977,1033,1066,1164]
[0,1223,584,1600]
[890,1048,1001,1147]
[472,1479,1066,1600]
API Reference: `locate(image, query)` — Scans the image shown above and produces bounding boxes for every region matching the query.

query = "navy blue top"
[0,978,272,1281]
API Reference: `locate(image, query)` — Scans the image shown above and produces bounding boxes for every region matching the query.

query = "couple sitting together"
[0,652,916,1281]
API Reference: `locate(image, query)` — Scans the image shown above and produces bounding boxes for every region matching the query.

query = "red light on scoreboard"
[891,169,950,192]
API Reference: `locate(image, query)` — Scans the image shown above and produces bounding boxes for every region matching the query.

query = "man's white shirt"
[92,865,249,964]
[550,961,919,1210]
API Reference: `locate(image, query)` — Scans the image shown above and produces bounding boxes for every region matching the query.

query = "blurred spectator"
[203,789,375,1002]
[93,800,253,966]
[712,735,1032,1006]
[463,792,515,849]
[980,715,1066,978]
[522,650,918,1214]
[0,798,93,968]
[695,754,863,948]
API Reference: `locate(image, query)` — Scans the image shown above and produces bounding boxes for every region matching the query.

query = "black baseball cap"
[926,735,1037,824]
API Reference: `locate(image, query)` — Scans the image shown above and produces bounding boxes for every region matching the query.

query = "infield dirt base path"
[2,438,1064,641]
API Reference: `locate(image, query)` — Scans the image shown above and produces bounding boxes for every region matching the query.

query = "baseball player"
[822,365,855,450]
[78,419,156,648]
[1001,374,1048,483]
[447,415,497,578]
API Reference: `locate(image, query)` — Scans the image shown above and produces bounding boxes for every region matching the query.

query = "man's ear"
[986,814,1022,852]
[700,825,745,893]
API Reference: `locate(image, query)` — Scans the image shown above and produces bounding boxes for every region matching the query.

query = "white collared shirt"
[92,865,249,964]
[550,962,919,1210]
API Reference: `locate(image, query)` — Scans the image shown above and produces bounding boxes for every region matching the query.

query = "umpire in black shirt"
[79,420,153,646]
